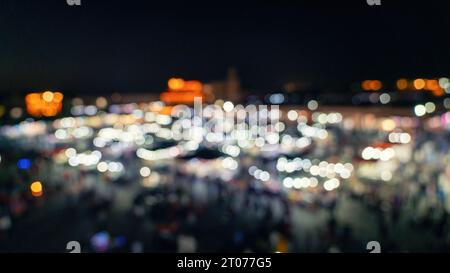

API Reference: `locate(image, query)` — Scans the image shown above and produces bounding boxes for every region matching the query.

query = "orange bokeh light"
[25,91,63,117]
[396,79,408,90]
[426,79,439,90]
[370,80,382,91]
[432,88,445,97]
[168,78,185,90]
[362,80,382,91]
[362,80,372,91]
[413,79,426,90]
[162,78,204,104]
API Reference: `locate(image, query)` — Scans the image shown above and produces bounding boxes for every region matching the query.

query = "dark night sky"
[1,0,450,94]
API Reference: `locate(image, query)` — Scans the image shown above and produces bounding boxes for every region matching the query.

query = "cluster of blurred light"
[280,135,311,150]
[161,78,203,105]
[25,91,63,117]
[0,121,47,139]
[182,140,200,151]
[173,124,203,142]
[221,157,239,170]
[297,123,328,139]
[397,78,445,96]
[276,157,353,180]
[71,105,99,116]
[55,117,78,128]
[323,178,340,191]
[155,114,172,125]
[361,146,395,161]
[168,79,203,93]
[66,149,102,167]
[357,163,395,182]
[287,110,308,123]
[388,132,411,144]
[96,161,124,173]
[276,157,303,173]
[295,137,311,149]
[414,102,436,117]
[248,166,270,182]
[307,161,353,179]
[283,177,319,189]
[312,112,343,125]
[136,146,180,161]
[156,127,174,140]
[221,144,240,157]
[171,103,283,145]
[55,126,93,140]
[95,126,148,147]
[54,115,99,129]
[264,132,280,145]
[362,80,383,91]
[107,103,141,115]
[179,158,235,180]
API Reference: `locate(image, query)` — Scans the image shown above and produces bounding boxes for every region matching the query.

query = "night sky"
[1,0,450,94]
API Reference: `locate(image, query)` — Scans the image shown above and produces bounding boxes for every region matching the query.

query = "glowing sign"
[161,78,204,104]
[25,91,64,117]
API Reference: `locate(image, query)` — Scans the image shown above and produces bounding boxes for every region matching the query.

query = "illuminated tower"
[225,67,241,103]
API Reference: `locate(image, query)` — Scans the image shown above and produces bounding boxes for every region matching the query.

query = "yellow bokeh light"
[42,91,54,102]
[168,78,185,90]
[381,119,396,131]
[96,97,108,109]
[30,181,43,196]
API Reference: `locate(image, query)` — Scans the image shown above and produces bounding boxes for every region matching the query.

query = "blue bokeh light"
[17,158,31,170]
